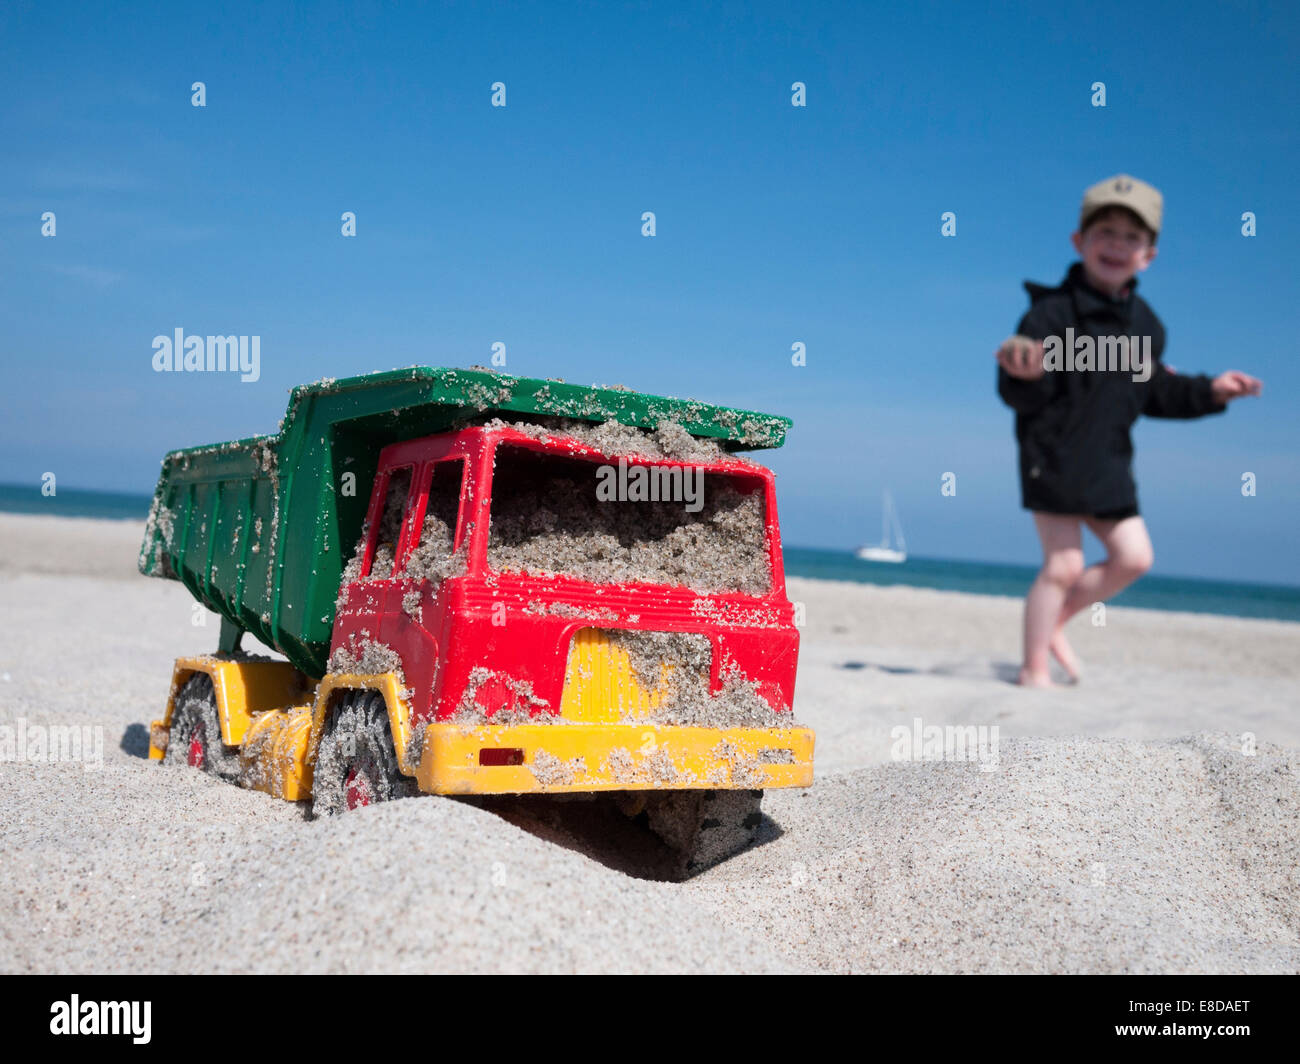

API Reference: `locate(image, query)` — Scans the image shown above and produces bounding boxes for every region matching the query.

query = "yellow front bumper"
[415,723,815,795]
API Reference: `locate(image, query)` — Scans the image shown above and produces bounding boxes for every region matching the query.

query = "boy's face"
[1070,209,1157,294]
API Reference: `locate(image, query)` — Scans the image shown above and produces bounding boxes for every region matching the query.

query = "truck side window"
[406,459,465,584]
[367,467,413,578]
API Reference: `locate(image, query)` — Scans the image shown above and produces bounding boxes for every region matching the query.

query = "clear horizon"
[4,478,1298,595]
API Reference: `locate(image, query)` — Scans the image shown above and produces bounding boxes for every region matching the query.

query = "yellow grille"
[559,628,704,723]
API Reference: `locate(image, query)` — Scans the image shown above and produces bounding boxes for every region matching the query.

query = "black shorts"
[1092,505,1139,521]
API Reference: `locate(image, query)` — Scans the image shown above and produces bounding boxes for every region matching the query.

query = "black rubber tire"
[311,689,416,818]
[162,673,241,782]
[643,788,765,878]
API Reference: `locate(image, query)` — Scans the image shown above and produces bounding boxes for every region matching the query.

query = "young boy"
[996,174,1262,687]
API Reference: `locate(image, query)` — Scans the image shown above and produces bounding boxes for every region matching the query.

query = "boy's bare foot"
[1016,666,1055,688]
[1049,629,1082,683]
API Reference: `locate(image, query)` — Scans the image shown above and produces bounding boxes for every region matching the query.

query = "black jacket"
[998,261,1226,515]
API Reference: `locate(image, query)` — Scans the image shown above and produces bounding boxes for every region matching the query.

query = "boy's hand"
[1211,371,1263,403]
[996,334,1046,380]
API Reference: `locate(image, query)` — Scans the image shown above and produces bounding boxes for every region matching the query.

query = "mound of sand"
[0,760,791,974]
[691,733,1300,973]
[1,515,1297,973]
[2,727,1294,973]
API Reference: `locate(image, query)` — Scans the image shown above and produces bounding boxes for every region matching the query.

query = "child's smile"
[1071,213,1158,297]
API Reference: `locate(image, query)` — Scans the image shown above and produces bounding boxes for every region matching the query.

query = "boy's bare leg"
[1048,628,1083,683]
[1020,513,1085,687]
[1056,515,1155,630]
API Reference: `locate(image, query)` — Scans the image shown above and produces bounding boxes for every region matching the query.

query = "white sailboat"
[855,490,907,564]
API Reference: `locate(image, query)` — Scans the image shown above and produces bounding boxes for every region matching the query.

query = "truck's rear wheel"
[642,788,764,879]
[312,690,415,818]
[162,673,240,782]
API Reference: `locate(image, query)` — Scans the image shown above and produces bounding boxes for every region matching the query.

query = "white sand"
[1,513,1297,973]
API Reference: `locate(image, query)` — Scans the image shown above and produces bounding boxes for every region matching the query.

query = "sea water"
[2,484,1296,623]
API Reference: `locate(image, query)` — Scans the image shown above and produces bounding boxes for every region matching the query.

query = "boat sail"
[855,490,907,563]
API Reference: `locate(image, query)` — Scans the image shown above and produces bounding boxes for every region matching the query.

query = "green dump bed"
[138,366,791,677]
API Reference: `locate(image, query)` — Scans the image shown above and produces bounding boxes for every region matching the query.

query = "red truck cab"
[333,423,801,738]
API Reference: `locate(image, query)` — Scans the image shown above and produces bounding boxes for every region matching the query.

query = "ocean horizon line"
[2,481,1297,622]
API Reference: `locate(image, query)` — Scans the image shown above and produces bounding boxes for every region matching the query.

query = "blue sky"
[2,0,1297,583]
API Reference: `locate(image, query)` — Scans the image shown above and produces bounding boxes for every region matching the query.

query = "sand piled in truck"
[338,464,467,598]
[486,434,769,594]
[335,420,772,596]
[368,468,411,579]
[404,463,467,587]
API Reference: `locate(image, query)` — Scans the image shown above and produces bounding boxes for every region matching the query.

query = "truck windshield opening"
[487,444,770,593]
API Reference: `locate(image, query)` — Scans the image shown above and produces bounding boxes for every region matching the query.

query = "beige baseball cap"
[1079,173,1163,236]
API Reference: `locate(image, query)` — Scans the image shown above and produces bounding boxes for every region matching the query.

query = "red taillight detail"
[479,748,524,766]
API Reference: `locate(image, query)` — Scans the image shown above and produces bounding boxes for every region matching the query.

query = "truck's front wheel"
[312,690,415,818]
[163,673,240,782]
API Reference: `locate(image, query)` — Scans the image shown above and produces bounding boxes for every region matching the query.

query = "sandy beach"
[1,512,1296,974]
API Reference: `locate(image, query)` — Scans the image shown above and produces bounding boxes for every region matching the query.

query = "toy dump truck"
[140,367,813,875]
